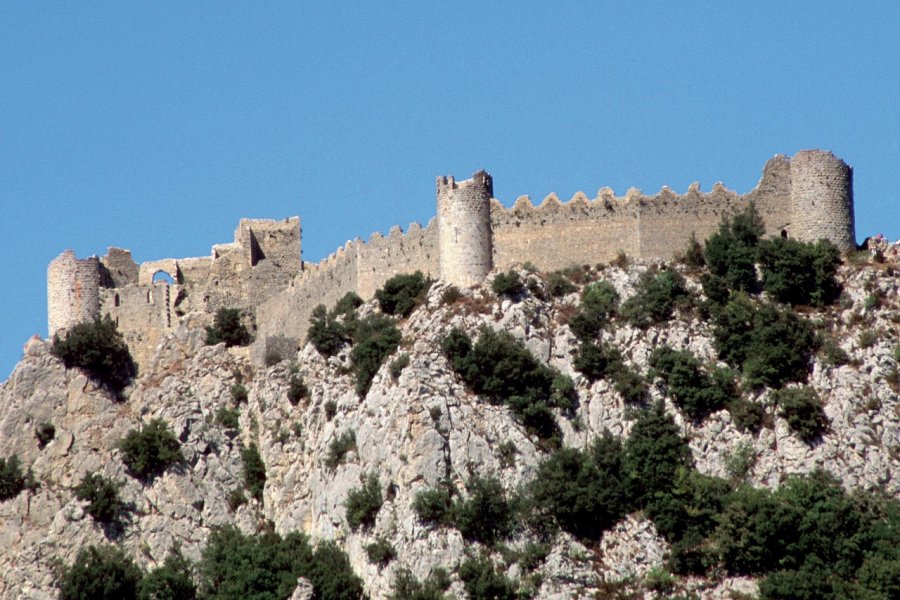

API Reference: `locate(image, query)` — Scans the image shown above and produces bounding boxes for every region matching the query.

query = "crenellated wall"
[48,150,856,369]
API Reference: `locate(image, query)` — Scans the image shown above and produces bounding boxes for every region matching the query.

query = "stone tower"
[437,170,494,287]
[789,150,855,252]
[47,250,103,336]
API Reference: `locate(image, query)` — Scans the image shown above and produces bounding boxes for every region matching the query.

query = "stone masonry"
[48,150,856,368]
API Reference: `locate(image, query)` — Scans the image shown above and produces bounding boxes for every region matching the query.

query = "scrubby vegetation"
[569,280,619,341]
[118,419,183,482]
[287,375,308,405]
[58,545,143,600]
[74,472,124,524]
[0,454,30,501]
[621,267,690,327]
[376,271,431,318]
[391,567,451,600]
[345,473,383,531]
[491,270,524,297]
[52,316,137,395]
[325,430,357,470]
[349,313,401,396]
[241,444,266,502]
[773,386,830,442]
[205,308,251,347]
[441,326,575,443]
[649,346,736,422]
[34,421,55,448]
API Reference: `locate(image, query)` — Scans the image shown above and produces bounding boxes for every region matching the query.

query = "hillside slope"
[1,251,899,599]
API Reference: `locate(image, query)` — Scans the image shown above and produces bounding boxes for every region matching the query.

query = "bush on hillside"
[412,484,455,527]
[527,433,627,540]
[58,545,143,600]
[205,308,251,347]
[573,340,623,382]
[287,375,309,406]
[138,547,196,600]
[35,421,56,448]
[198,526,363,600]
[450,476,515,546]
[569,281,620,341]
[324,430,356,470]
[703,203,765,292]
[74,472,124,524]
[364,536,396,568]
[623,402,693,507]
[391,567,451,600]
[546,271,578,297]
[649,346,736,422]
[758,237,842,307]
[621,267,690,327]
[241,444,266,502]
[491,270,524,298]
[727,398,765,434]
[376,271,431,318]
[52,316,137,395]
[349,313,402,396]
[118,419,183,483]
[307,304,351,357]
[773,387,829,442]
[712,295,816,388]
[458,555,519,600]
[441,327,575,443]
[0,454,30,501]
[345,473,383,531]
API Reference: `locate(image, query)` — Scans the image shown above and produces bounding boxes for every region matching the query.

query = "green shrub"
[350,313,402,396]
[569,281,620,341]
[613,366,649,405]
[364,536,396,567]
[226,488,246,512]
[215,406,239,430]
[546,271,577,297]
[287,376,308,405]
[440,285,463,306]
[491,271,524,297]
[138,547,196,600]
[458,555,518,600]
[325,430,356,470]
[230,383,248,404]
[724,442,757,483]
[649,346,735,422]
[333,291,363,316]
[59,545,143,600]
[818,335,850,367]
[389,353,410,380]
[727,399,765,433]
[623,403,693,507]
[198,526,363,600]
[241,444,266,502]
[324,400,338,420]
[307,304,351,357]
[573,340,623,382]
[0,454,29,501]
[712,295,815,388]
[74,472,123,524]
[644,566,675,593]
[391,567,451,600]
[450,476,515,546]
[35,421,56,448]
[621,267,690,327]
[412,484,454,527]
[527,433,627,540]
[345,473,383,531]
[758,237,841,307]
[679,232,706,269]
[118,419,183,482]
[703,203,765,292]
[264,349,283,367]
[774,387,829,442]
[376,271,432,318]
[205,308,251,347]
[52,316,137,395]
[441,326,574,443]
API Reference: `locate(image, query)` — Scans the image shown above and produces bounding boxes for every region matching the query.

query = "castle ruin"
[48,149,856,367]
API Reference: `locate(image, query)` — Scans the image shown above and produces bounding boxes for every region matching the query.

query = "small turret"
[437,170,494,287]
[47,250,103,336]
[789,150,855,252]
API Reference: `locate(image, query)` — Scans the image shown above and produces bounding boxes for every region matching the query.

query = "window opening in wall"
[114,293,120,307]
[147,290,153,303]
[781,229,788,239]
[152,270,175,285]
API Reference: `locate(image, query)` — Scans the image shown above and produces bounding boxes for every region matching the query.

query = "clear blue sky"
[2,3,898,379]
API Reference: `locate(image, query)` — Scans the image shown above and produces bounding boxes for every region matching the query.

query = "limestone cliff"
[2,249,899,599]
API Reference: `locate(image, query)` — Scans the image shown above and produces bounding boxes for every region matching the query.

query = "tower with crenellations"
[436,170,494,288]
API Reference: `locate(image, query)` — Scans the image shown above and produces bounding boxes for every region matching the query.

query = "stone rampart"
[47,251,102,336]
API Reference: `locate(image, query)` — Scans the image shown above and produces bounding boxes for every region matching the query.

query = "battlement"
[48,150,855,368]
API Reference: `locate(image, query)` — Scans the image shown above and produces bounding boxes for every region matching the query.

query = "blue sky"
[2,3,898,379]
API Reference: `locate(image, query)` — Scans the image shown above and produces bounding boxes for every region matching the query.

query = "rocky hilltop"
[2,242,899,599]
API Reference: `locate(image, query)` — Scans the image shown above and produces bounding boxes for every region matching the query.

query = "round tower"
[47,250,103,337]
[437,170,494,287]
[789,150,855,252]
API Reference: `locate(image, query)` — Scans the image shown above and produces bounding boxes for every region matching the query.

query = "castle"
[48,149,855,367]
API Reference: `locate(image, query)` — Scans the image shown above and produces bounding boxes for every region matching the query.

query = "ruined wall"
[492,192,640,271]
[789,150,855,252]
[47,251,102,336]
[101,283,174,368]
[100,248,139,288]
[357,221,439,298]
[437,172,493,287]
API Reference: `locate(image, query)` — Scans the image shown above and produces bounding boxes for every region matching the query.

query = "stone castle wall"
[48,150,856,369]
